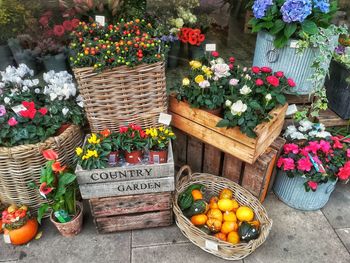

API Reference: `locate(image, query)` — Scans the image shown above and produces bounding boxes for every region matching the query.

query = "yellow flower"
[189,60,202,69]
[159,127,164,132]
[164,129,169,134]
[169,132,175,136]
[75,147,83,156]
[195,75,205,84]
[182,78,190,86]
[82,154,89,160]
[88,133,100,144]
[145,129,151,135]
[202,66,213,77]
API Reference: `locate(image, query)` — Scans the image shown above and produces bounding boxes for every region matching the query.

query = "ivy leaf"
[284,23,297,39]
[216,119,230,127]
[302,20,319,35]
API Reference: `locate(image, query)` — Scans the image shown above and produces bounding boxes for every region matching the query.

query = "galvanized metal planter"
[273,170,337,211]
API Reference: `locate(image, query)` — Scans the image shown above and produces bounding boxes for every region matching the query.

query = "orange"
[206,208,223,222]
[209,196,219,209]
[191,214,207,226]
[214,232,227,242]
[191,189,203,201]
[219,188,233,199]
[223,211,237,222]
[206,218,222,233]
[227,231,240,245]
[231,199,240,212]
[221,221,238,234]
[249,220,260,228]
[236,206,254,222]
[218,199,235,212]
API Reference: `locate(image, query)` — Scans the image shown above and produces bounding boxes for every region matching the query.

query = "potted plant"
[30,149,83,237]
[146,126,176,164]
[284,120,332,142]
[1,204,38,245]
[275,136,350,210]
[99,129,121,166]
[119,124,148,164]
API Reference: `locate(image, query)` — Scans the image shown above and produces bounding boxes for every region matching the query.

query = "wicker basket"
[0,125,84,209]
[173,166,272,260]
[73,62,167,132]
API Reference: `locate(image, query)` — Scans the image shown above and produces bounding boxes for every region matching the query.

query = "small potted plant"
[146,126,176,164]
[99,129,121,166]
[1,204,38,245]
[31,149,83,237]
[119,124,148,164]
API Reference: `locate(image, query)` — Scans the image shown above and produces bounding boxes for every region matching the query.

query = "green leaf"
[274,35,288,48]
[284,23,297,39]
[301,20,319,35]
[37,203,49,224]
[216,119,230,128]
[249,101,261,110]
[276,94,286,105]
[270,19,285,35]
[238,117,245,125]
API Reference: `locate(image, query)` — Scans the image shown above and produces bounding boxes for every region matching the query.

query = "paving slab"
[131,242,242,263]
[335,228,350,253]
[132,224,189,248]
[322,183,350,229]
[244,194,350,263]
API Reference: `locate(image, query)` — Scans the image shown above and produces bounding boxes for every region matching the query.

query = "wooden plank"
[95,209,173,233]
[318,109,349,127]
[268,137,287,193]
[172,128,187,169]
[202,144,222,176]
[258,149,278,202]
[222,154,243,184]
[285,94,314,105]
[89,192,172,218]
[79,177,175,199]
[187,136,204,172]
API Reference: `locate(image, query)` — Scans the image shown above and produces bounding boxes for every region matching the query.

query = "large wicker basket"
[0,125,84,210]
[73,62,167,132]
[173,166,272,260]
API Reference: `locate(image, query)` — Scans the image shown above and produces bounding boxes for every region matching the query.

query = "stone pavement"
[1,184,349,263]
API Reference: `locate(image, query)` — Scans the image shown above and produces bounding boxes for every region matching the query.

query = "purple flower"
[0,105,6,117]
[335,45,346,55]
[281,0,312,23]
[313,0,330,13]
[252,0,273,19]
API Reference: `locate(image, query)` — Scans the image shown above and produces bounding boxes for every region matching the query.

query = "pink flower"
[277,157,295,171]
[211,51,219,57]
[119,126,128,133]
[266,75,280,87]
[261,67,272,73]
[308,141,321,154]
[229,57,235,63]
[229,64,234,70]
[0,105,6,116]
[275,71,284,78]
[297,157,313,172]
[287,78,296,87]
[319,140,331,154]
[300,147,310,157]
[347,149,350,158]
[277,157,284,168]
[39,16,49,27]
[251,66,260,74]
[307,181,318,191]
[38,108,48,116]
[71,18,80,28]
[312,155,322,164]
[283,143,299,154]
[338,161,350,180]
[8,117,18,126]
[53,25,65,37]
[63,20,73,31]
[256,79,264,86]
[332,136,343,149]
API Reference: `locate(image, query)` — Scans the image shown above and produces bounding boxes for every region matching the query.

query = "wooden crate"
[169,96,287,164]
[76,142,175,199]
[283,94,313,129]
[317,109,349,127]
[89,192,173,234]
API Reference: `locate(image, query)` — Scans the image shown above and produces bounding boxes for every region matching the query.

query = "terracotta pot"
[125,150,143,164]
[56,123,72,136]
[149,150,168,164]
[50,202,83,237]
[108,151,120,165]
[201,107,222,117]
[4,218,38,245]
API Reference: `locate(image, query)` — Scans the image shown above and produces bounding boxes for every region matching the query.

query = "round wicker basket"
[0,125,84,209]
[173,166,272,260]
[73,62,167,132]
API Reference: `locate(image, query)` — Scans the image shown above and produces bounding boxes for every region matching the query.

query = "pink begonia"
[277,157,295,171]
[332,137,344,149]
[297,157,313,172]
[319,140,331,154]
[347,149,350,158]
[308,141,321,154]
[300,147,310,157]
[283,143,299,154]
[307,181,318,191]
[338,161,350,180]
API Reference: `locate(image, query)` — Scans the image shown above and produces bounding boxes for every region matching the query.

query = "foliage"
[118,124,148,152]
[1,204,31,230]
[146,126,176,151]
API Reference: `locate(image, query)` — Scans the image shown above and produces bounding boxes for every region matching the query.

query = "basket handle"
[175,165,193,188]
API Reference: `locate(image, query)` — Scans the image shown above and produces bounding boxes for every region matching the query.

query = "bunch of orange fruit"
[190,188,259,244]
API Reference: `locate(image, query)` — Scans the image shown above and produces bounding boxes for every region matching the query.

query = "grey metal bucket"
[252,31,335,95]
[273,170,337,211]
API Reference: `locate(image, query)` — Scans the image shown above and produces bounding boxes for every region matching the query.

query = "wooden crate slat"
[268,137,287,193]
[89,192,172,218]
[187,137,204,173]
[317,109,349,127]
[173,128,187,169]
[222,154,243,183]
[203,144,222,176]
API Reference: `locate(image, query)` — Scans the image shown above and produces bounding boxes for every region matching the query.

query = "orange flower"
[52,161,66,173]
[43,149,58,160]
[100,129,111,138]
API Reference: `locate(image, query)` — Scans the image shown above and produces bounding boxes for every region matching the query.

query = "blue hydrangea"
[253,0,274,19]
[313,0,330,13]
[281,0,312,23]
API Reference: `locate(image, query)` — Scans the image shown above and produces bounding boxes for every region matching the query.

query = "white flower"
[315,131,332,138]
[76,95,84,108]
[22,86,29,92]
[199,80,210,88]
[4,97,10,104]
[211,64,231,79]
[230,100,247,116]
[299,120,313,131]
[243,67,247,72]
[62,107,69,116]
[225,100,232,107]
[291,132,307,140]
[244,74,251,80]
[50,93,58,101]
[240,85,252,95]
[213,76,219,81]
[265,93,272,101]
[174,18,184,28]
[35,88,40,94]
[229,78,239,86]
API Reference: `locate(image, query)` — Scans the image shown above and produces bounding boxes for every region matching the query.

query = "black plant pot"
[167,41,181,69]
[188,44,205,60]
[0,44,14,70]
[325,60,350,120]
[43,53,68,72]
[13,51,39,75]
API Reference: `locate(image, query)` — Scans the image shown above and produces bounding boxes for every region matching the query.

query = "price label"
[205,240,218,251]
[286,104,298,116]
[95,15,105,26]
[205,44,216,52]
[12,104,26,116]
[158,113,172,126]
[4,234,11,244]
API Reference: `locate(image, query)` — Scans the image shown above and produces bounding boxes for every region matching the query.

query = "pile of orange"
[190,188,259,244]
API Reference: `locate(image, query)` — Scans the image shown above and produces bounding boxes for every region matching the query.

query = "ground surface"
[1,183,349,263]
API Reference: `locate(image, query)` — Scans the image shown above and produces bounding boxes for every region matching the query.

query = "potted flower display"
[30,149,83,237]
[119,124,148,164]
[275,136,350,210]
[146,126,176,164]
[284,120,332,142]
[1,204,38,245]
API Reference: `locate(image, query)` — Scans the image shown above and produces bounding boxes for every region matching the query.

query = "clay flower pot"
[125,150,143,164]
[4,219,38,245]
[50,202,83,237]
[108,151,120,166]
[149,150,168,164]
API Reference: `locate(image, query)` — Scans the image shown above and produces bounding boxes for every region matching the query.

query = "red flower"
[229,57,235,63]
[71,18,80,28]
[39,16,49,27]
[275,71,284,78]
[129,123,142,131]
[297,157,313,172]
[251,66,260,74]
[229,64,234,70]
[63,20,73,31]
[347,149,350,158]
[332,136,343,149]
[38,107,48,116]
[52,161,66,173]
[287,78,296,87]
[307,181,318,191]
[139,130,147,138]
[283,143,299,154]
[20,108,37,119]
[39,182,53,196]
[211,51,219,57]
[43,149,58,160]
[308,141,321,154]
[261,67,272,73]
[256,79,264,86]
[119,126,128,133]
[7,117,18,126]
[53,25,65,37]
[100,129,111,138]
[22,101,35,110]
[338,161,350,180]
[300,147,310,157]
[319,140,331,154]
[266,76,280,87]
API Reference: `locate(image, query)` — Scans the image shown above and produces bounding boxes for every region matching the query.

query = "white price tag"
[290,40,299,49]
[286,104,298,116]
[4,234,11,244]
[205,240,218,251]
[158,113,172,126]
[95,15,105,26]
[12,104,26,116]
[205,44,216,52]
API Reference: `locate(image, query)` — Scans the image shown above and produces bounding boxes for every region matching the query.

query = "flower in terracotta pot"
[1,204,38,245]
[119,124,148,164]
[100,129,121,166]
[29,149,83,237]
[146,126,176,164]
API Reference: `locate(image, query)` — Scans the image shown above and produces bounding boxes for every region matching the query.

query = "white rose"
[4,97,10,104]
[230,100,247,116]
[265,93,272,101]
[243,67,247,72]
[62,107,69,116]
[199,80,210,88]
[211,63,231,79]
[244,74,251,80]
[175,18,184,28]
[225,100,232,107]
[240,85,252,95]
[229,78,239,86]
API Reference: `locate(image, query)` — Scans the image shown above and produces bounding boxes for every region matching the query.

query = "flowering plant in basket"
[277,136,350,191]
[217,65,294,138]
[1,204,31,231]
